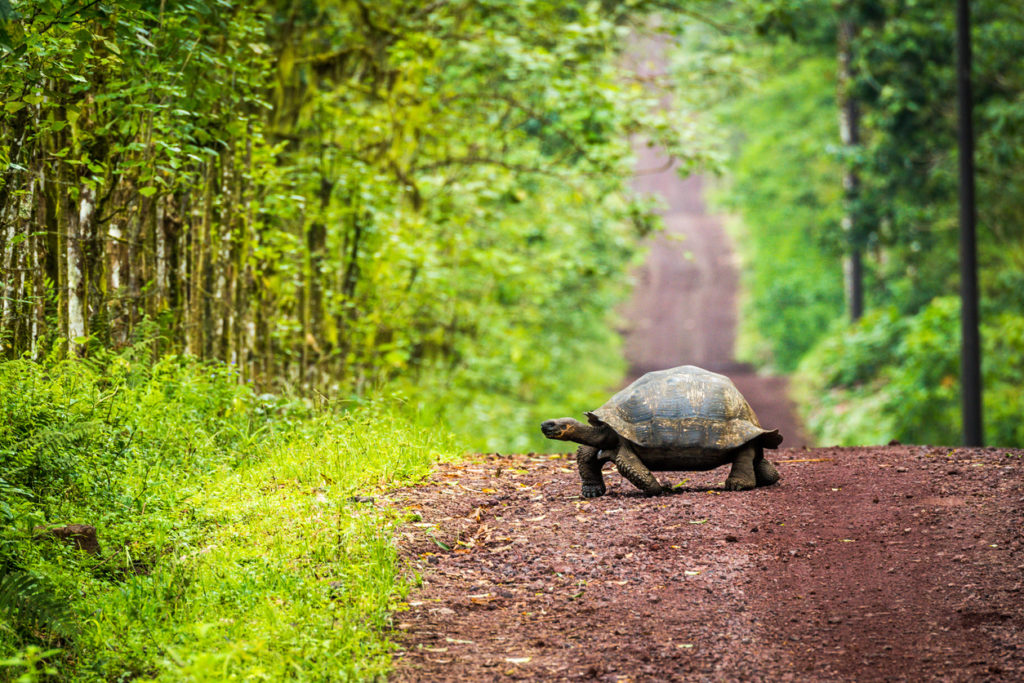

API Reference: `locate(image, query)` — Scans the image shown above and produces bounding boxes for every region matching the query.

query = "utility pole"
[956,0,983,446]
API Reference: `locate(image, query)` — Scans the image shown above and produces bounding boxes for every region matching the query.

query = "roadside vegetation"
[675,1,1024,447]
[0,344,452,680]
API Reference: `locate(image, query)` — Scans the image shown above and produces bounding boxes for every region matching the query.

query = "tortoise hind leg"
[612,443,663,496]
[754,447,780,487]
[724,446,757,491]
[576,445,606,498]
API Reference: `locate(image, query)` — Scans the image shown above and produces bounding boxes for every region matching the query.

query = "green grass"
[0,349,454,681]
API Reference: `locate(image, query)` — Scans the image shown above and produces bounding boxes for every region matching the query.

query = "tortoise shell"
[586,365,783,452]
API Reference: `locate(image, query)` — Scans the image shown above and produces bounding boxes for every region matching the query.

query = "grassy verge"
[1,348,454,681]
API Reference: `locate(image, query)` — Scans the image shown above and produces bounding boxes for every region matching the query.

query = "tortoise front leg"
[612,443,663,496]
[724,446,757,491]
[576,445,606,498]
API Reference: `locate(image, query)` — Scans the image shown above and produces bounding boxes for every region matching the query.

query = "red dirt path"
[386,118,1024,683]
[624,37,806,446]
[388,447,1024,681]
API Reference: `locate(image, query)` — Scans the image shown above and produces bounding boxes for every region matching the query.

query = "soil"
[388,447,1024,681]
[622,166,808,448]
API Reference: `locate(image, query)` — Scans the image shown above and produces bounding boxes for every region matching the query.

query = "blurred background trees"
[678,0,1024,446]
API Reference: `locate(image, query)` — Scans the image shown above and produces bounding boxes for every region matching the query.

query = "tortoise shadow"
[598,483,727,499]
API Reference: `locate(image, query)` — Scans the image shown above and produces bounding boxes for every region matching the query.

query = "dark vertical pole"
[838,10,864,321]
[845,34,863,322]
[956,0,982,446]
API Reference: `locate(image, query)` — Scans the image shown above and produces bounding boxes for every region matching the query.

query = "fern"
[17,420,106,460]
[0,477,32,523]
[0,571,73,640]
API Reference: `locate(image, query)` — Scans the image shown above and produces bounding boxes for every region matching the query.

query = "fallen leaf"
[505,657,531,664]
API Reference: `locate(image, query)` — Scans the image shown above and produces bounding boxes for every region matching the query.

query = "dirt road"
[387,34,1024,683]
[623,32,805,446]
[623,164,807,448]
[389,447,1024,681]
[627,119,805,446]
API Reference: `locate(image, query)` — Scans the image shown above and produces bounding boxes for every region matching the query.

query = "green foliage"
[1,3,724,676]
[0,0,703,453]
[0,351,453,680]
[702,47,845,371]
[796,298,1024,446]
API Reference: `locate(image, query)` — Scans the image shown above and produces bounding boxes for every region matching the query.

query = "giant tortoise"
[541,365,783,497]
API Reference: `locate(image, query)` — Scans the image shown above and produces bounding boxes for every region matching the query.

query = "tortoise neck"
[572,421,617,449]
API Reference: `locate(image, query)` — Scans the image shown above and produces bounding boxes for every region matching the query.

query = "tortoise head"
[541,418,580,441]
[541,416,617,449]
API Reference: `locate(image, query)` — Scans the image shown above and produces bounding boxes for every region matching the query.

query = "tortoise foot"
[581,483,606,498]
[724,476,756,491]
[755,459,780,487]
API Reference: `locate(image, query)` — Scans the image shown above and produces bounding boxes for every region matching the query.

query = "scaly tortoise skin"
[541,365,783,497]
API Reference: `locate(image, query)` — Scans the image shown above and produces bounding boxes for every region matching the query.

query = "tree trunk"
[107,218,128,347]
[837,11,864,322]
[0,197,18,349]
[306,173,332,387]
[68,186,93,355]
[155,197,169,311]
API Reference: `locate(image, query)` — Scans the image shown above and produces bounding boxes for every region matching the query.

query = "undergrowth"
[0,344,454,681]
[794,298,1024,447]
